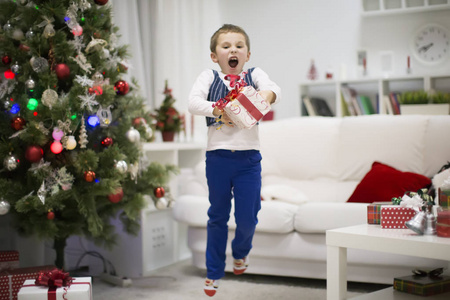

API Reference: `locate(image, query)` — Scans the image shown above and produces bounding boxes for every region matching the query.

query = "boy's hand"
[258,90,276,105]
[213,107,234,127]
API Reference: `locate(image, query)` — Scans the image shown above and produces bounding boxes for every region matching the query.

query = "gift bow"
[212,72,248,111]
[35,268,73,288]
[412,267,443,279]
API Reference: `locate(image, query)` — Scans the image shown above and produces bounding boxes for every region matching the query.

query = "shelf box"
[363,0,380,11]
[429,0,448,5]
[384,0,402,9]
[400,103,449,115]
[405,0,425,8]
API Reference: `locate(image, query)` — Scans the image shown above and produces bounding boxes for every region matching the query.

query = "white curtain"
[110,0,221,113]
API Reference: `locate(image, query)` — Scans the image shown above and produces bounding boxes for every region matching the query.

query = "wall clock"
[411,23,450,65]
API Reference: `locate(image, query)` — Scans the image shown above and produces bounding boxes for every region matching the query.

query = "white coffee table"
[326,224,450,300]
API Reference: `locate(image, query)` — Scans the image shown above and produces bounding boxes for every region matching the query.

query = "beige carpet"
[92,259,387,299]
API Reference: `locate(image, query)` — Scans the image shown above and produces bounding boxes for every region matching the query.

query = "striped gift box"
[439,188,450,208]
[367,202,392,225]
[394,275,450,296]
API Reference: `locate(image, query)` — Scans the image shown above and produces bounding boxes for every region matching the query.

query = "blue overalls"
[205,68,262,280]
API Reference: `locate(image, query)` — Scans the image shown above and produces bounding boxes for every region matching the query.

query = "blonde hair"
[210,24,250,53]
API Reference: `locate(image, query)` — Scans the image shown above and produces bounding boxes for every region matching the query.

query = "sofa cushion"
[173,195,298,234]
[346,161,431,203]
[336,115,428,181]
[294,202,368,233]
[259,117,340,180]
[261,184,309,204]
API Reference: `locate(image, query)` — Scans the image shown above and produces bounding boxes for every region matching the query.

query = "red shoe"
[233,256,249,275]
[204,278,219,297]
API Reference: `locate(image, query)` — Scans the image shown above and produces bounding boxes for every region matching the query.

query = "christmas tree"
[0,0,177,269]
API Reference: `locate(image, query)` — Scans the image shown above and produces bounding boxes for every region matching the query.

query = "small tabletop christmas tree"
[154,80,182,141]
[0,0,176,269]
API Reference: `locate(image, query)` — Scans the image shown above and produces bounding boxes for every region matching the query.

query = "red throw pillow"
[346,161,431,203]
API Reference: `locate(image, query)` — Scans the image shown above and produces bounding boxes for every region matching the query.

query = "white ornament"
[0,200,11,215]
[78,92,99,112]
[42,89,58,108]
[37,181,46,204]
[75,75,94,87]
[65,136,77,150]
[115,160,128,174]
[156,197,168,210]
[85,37,107,53]
[126,127,140,143]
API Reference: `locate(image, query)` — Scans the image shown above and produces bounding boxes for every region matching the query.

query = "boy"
[188,24,281,297]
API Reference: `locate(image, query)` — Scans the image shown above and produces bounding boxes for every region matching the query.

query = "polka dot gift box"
[0,251,19,272]
[380,205,417,229]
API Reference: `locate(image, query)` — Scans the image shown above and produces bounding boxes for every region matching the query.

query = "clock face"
[412,24,450,65]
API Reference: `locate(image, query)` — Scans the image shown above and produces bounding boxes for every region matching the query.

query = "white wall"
[215,0,450,119]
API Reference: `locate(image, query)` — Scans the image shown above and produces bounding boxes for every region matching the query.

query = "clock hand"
[418,43,434,53]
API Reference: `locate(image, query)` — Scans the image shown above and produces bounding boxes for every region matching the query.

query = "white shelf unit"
[299,73,450,117]
[361,0,450,16]
[65,142,206,278]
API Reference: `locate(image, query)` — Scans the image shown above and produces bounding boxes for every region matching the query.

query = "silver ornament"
[3,21,13,32]
[3,100,11,110]
[25,78,36,90]
[30,57,49,73]
[126,128,141,143]
[4,155,19,171]
[115,160,128,174]
[41,89,58,108]
[25,28,35,39]
[91,72,104,84]
[0,200,11,215]
[156,197,168,210]
[11,62,21,74]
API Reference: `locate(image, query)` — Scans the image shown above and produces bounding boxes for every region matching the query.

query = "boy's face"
[211,32,250,75]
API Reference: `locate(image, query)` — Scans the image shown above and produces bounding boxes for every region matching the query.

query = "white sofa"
[173,115,450,284]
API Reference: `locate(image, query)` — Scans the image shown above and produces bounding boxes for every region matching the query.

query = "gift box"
[437,209,450,238]
[394,274,450,297]
[367,202,392,224]
[438,188,450,208]
[380,205,416,229]
[0,251,19,272]
[0,266,55,300]
[18,277,92,300]
[223,86,271,129]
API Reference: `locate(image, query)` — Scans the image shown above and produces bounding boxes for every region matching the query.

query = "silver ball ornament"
[3,21,13,32]
[25,28,35,39]
[25,78,36,90]
[4,155,19,171]
[115,160,128,174]
[126,128,140,143]
[156,197,168,210]
[11,62,21,74]
[0,200,11,215]
[41,89,58,107]
[30,57,49,73]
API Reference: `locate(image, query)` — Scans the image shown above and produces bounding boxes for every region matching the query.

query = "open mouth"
[228,57,238,68]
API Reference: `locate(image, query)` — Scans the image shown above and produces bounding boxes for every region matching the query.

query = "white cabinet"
[300,73,450,117]
[65,142,205,278]
[361,0,450,16]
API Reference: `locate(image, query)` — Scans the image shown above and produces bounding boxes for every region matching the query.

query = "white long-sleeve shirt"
[188,68,281,151]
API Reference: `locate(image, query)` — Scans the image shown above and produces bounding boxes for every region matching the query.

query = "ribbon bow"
[412,267,444,279]
[224,74,241,88]
[212,72,248,111]
[35,268,73,288]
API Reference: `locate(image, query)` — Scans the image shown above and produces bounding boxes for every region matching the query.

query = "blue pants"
[205,150,262,280]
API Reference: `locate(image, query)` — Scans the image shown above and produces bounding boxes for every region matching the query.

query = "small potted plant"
[398,90,450,115]
[154,80,182,141]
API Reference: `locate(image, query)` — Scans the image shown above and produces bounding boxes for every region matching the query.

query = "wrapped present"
[223,86,271,129]
[18,276,92,300]
[0,265,55,300]
[438,188,450,208]
[437,209,450,238]
[380,205,416,229]
[0,251,19,272]
[367,202,392,224]
[394,274,450,297]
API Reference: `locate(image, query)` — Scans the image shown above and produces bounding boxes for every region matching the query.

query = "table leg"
[327,245,347,300]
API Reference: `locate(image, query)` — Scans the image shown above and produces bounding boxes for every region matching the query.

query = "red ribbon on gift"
[212,73,248,111]
[235,93,264,121]
[34,268,73,300]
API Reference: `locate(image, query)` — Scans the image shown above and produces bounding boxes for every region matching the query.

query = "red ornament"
[132,117,146,128]
[19,44,30,52]
[84,170,96,182]
[101,137,113,147]
[47,211,55,220]
[50,141,63,154]
[94,0,109,5]
[108,187,124,203]
[54,63,70,80]
[4,69,15,79]
[114,80,129,96]
[154,187,165,198]
[88,85,103,95]
[2,55,11,65]
[25,145,44,163]
[11,116,26,130]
